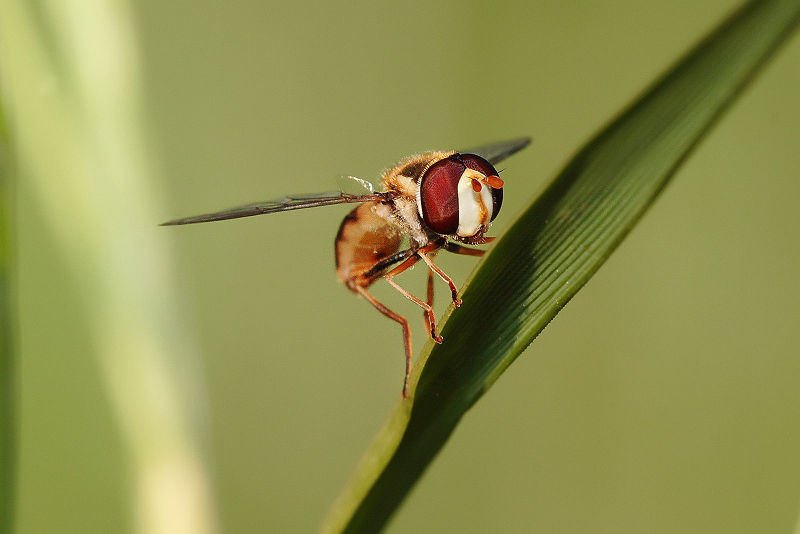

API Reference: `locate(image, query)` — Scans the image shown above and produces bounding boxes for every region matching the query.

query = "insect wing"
[461,137,531,165]
[161,191,385,226]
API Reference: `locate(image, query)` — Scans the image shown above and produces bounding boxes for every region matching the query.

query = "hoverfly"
[163,137,530,397]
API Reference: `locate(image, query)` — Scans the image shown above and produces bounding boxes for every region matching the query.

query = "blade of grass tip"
[324,1,800,531]
[0,98,15,534]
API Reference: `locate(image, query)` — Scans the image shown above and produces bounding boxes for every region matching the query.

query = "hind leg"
[354,285,413,398]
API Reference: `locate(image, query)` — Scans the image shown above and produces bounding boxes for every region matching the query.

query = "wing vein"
[161,192,386,226]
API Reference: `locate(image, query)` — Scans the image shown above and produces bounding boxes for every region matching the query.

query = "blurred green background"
[7,0,800,532]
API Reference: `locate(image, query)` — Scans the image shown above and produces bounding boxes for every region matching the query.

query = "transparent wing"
[161,191,385,226]
[461,137,531,165]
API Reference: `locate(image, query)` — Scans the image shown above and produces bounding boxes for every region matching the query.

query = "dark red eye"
[461,154,502,221]
[418,155,464,234]
[418,153,504,235]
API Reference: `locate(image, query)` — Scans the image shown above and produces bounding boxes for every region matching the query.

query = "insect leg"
[354,285,413,398]
[383,256,443,344]
[424,265,435,337]
[359,247,414,282]
[443,241,487,257]
[418,250,463,307]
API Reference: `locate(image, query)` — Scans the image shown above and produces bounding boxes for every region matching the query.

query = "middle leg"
[424,266,434,337]
[384,255,443,344]
[418,250,463,307]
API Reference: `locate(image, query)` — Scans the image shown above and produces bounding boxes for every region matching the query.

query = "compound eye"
[418,156,464,235]
[461,154,502,221]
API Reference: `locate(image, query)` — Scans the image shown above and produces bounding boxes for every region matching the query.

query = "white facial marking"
[456,170,493,237]
[416,179,424,220]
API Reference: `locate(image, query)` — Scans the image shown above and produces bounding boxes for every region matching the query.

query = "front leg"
[443,241,488,257]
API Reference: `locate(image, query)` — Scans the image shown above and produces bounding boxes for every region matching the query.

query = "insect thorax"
[381,151,453,247]
[380,175,425,246]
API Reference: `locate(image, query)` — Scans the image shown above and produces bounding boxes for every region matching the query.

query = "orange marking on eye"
[485,175,504,189]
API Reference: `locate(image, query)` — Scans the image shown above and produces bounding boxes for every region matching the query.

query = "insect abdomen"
[335,202,402,288]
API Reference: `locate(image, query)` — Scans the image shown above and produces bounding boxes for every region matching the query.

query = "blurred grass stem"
[0,92,16,534]
[0,1,216,533]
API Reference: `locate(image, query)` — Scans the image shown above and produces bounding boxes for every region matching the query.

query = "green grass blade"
[0,98,15,534]
[323,1,800,531]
